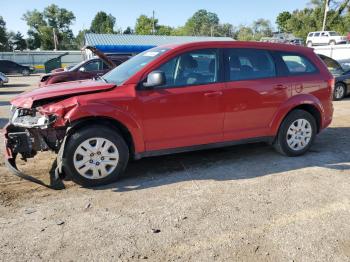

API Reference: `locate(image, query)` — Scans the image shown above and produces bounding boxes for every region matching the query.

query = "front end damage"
[4,106,68,188]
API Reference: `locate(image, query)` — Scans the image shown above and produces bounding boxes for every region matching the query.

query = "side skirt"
[134,136,275,160]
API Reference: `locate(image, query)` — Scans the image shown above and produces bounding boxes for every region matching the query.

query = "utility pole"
[53,28,58,51]
[152,10,155,35]
[322,0,331,31]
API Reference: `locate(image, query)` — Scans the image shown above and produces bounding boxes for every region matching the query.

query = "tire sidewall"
[63,126,129,187]
[277,110,317,156]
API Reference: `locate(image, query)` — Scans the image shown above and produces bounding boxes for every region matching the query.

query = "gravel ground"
[0,75,349,261]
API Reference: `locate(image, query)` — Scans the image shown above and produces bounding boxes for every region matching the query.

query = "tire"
[63,126,129,187]
[273,110,317,157]
[333,82,346,101]
[307,41,313,47]
[22,69,30,76]
[329,40,336,46]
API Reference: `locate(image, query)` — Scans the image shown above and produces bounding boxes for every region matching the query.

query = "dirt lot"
[0,75,349,261]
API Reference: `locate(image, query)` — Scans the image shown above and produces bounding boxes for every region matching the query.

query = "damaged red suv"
[4,41,334,187]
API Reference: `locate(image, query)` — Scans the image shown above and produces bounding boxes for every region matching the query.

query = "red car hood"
[12,80,116,108]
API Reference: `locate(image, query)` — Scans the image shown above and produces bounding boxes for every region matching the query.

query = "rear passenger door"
[222,48,291,141]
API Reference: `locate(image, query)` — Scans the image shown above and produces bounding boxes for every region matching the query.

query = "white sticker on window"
[143,52,159,57]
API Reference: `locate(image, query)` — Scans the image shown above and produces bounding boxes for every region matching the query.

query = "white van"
[306,31,347,47]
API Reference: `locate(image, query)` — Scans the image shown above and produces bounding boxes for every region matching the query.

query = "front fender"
[269,94,324,135]
[62,102,145,153]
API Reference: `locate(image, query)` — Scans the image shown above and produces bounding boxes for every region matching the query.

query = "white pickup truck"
[306,31,347,47]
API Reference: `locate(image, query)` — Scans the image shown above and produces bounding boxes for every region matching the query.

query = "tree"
[0,16,9,51]
[183,9,219,36]
[23,4,76,50]
[90,12,116,34]
[157,25,173,35]
[236,26,255,41]
[75,29,89,49]
[276,11,292,32]
[123,26,133,34]
[135,15,158,35]
[8,31,27,50]
[252,19,273,40]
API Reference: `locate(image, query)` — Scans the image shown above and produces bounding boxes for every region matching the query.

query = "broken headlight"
[10,107,56,128]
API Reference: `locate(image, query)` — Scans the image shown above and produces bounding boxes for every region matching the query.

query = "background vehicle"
[0,72,8,87]
[318,54,350,100]
[39,48,130,87]
[0,60,34,76]
[306,31,347,47]
[4,41,334,187]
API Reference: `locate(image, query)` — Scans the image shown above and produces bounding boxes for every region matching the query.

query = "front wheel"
[274,110,317,156]
[63,126,129,187]
[333,82,346,101]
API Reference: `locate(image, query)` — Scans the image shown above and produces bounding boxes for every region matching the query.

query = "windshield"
[329,31,340,36]
[69,60,86,71]
[103,47,170,85]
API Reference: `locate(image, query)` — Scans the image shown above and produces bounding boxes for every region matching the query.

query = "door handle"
[204,91,223,97]
[274,84,287,90]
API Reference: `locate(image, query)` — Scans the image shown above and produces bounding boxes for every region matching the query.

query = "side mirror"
[143,71,166,88]
[79,67,86,72]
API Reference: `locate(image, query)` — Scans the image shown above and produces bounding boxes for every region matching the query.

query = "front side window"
[155,49,219,88]
[82,60,103,72]
[281,54,317,74]
[227,49,276,81]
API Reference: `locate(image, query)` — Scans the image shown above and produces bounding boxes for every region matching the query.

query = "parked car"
[318,54,350,100]
[0,60,34,76]
[289,38,304,46]
[4,41,334,187]
[306,31,347,47]
[0,72,8,87]
[39,47,130,87]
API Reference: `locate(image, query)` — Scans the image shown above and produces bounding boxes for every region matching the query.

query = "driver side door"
[137,49,225,151]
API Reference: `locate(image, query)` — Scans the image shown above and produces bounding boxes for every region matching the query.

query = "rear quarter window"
[280,53,317,75]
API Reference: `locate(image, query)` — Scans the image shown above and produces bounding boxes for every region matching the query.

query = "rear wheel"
[63,126,129,187]
[333,82,346,101]
[329,40,336,46]
[22,69,30,76]
[307,41,313,47]
[274,110,317,156]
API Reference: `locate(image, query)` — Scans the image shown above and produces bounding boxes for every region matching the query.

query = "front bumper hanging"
[3,124,65,189]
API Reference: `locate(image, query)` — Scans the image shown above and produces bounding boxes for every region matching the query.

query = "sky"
[1,0,311,36]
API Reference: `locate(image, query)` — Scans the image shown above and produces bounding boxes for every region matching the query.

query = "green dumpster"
[44,52,69,73]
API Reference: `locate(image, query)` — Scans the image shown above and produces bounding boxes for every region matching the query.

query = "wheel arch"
[65,116,136,159]
[270,95,324,136]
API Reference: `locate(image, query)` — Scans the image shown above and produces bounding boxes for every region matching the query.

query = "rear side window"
[281,54,317,74]
[314,32,320,37]
[308,33,314,37]
[226,48,276,81]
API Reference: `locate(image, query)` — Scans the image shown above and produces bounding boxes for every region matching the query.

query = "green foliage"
[135,15,158,35]
[123,26,133,34]
[8,31,27,50]
[0,16,9,51]
[23,4,76,50]
[183,9,219,36]
[276,0,350,39]
[236,26,255,41]
[157,25,173,35]
[276,11,292,32]
[90,12,116,34]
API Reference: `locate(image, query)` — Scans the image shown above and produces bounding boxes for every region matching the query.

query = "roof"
[85,33,233,53]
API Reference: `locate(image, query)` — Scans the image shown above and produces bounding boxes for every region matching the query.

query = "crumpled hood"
[12,80,116,108]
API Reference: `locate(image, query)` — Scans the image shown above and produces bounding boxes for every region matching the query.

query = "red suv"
[4,41,334,187]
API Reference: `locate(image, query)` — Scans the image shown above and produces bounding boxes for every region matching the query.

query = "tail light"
[328,78,335,99]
